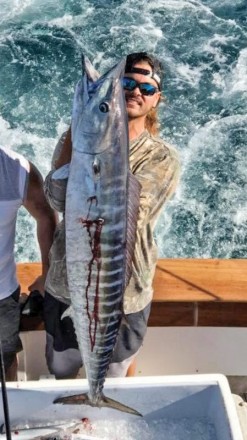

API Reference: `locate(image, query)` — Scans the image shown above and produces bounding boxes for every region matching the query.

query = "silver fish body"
[55,56,141,416]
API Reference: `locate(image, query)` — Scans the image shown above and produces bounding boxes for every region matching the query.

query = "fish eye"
[99,102,109,113]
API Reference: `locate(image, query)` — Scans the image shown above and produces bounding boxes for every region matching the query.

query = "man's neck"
[128,118,146,141]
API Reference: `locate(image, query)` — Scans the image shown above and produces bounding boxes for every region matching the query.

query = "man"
[43,52,180,378]
[0,146,56,380]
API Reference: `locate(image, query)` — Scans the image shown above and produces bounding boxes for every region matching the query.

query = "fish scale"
[54,56,141,416]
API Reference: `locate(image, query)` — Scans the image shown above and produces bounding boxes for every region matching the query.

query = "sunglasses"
[122,77,159,96]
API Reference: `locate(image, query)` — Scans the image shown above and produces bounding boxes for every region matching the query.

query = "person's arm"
[23,162,57,294]
[44,127,72,212]
[53,126,72,169]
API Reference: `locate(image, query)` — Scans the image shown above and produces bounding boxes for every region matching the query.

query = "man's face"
[124,61,161,120]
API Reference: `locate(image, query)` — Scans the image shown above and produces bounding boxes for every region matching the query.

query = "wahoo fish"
[54,56,141,416]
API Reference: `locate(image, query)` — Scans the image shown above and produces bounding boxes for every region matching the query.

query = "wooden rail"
[17,259,247,329]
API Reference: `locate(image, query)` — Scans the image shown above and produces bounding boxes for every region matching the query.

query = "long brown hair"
[145,107,160,136]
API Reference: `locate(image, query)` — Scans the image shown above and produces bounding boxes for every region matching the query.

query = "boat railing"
[17,259,247,330]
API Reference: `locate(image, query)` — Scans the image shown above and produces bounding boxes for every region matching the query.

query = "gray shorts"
[43,291,151,379]
[0,287,22,369]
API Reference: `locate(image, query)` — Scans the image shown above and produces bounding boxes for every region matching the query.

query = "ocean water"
[0,0,246,261]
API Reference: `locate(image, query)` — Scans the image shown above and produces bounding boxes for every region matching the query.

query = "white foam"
[186,114,247,156]
[48,8,95,29]
[233,205,247,226]
[0,0,33,24]
[0,115,55,176]
[146,0,212,14]
[201,35,232,65]
[176,63,203,87]
[225,47,247,95]
[206,0,245,7]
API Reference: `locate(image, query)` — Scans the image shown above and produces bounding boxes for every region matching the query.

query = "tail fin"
[54,392,142,417]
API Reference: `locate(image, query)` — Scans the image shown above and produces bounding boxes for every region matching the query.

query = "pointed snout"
[109,57,127,82]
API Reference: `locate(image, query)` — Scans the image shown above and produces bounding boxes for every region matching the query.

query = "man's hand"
[28,274,47,296]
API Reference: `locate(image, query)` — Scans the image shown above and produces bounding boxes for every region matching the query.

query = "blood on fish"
[79,209,104,351]
[81,417,92,433]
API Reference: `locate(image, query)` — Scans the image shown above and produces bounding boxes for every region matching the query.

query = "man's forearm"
[36,215,56,275]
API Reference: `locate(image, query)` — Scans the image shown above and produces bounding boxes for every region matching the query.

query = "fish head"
[71,55,100,137]
[72,56,128,154]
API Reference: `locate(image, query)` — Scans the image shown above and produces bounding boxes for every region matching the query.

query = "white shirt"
[0,146,30,299]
